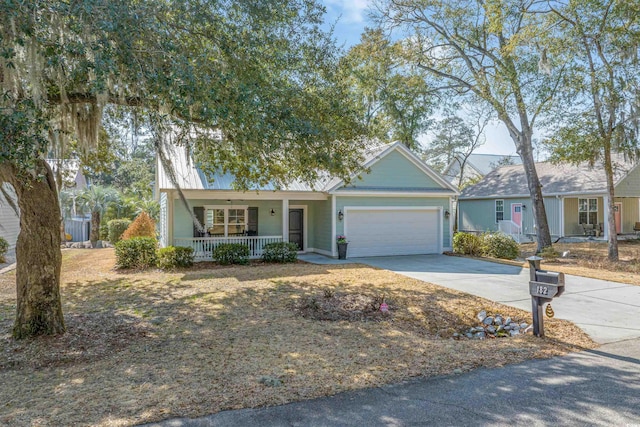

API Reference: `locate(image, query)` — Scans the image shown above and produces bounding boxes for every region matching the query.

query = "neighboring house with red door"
[457,156,640,242]
[155,141,458,260]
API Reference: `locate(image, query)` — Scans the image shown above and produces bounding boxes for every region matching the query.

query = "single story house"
[458,156,640,241]
[443,153,522,187]
[156,141,458,260]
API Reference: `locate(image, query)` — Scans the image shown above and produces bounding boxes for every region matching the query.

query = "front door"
[511,203,522,228]
[615,202,622,234]
[289,209,304,250]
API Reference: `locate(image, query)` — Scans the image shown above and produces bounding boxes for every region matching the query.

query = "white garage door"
[345,208,441,257]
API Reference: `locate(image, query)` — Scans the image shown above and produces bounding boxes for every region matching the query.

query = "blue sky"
[320,0,519,156]
[321,0,371,49]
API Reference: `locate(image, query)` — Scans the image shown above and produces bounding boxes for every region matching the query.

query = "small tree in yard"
[78,186,119,246]
[121,212,156,240]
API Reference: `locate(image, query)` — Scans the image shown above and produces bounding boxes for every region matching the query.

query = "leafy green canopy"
[544,0,640,164]
[0,0,367,189]
[340,28,434,150]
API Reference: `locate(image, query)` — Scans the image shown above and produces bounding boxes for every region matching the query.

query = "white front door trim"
[290,204,308,252]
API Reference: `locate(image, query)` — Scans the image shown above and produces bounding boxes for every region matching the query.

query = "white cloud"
[324,0,371,24]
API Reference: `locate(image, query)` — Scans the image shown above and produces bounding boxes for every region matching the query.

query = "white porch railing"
[498,220,523,243]
[174,236,284,261]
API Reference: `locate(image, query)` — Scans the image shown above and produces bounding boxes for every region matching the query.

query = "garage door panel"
[346,209,440,257]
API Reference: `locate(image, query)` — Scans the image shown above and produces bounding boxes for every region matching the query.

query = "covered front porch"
[562,195,640,238]
[175,235,284,261]
[159,189,334,260]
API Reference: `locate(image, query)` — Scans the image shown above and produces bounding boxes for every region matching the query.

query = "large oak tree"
[0,0,366,338]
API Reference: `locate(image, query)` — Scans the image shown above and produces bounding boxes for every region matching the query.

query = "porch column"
[331,195,337,257]
[603,195,609,240]
[282,198,289,243]
[559,196,564,237]
[168,191,175,246]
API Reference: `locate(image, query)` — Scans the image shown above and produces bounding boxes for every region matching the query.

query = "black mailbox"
[527,256,565,337]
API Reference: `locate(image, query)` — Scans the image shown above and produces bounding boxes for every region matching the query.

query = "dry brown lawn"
[0,249,595,426]
[519,239,640,285]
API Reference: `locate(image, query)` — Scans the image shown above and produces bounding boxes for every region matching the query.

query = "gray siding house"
[458,157,640,241]
[156,142,458,260]
[0,184,20,252]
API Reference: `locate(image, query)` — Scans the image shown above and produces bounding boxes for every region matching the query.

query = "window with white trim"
[578,198,598,224]
[495,200,504,223]
[204,206,247,236]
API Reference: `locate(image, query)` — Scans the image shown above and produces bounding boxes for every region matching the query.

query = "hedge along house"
[156,141,458,260]
[458,156,640,242]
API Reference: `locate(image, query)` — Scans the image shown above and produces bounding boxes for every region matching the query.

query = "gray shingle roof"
[466,154,522,175]
[156,142,398,193]
[460,157,637,198]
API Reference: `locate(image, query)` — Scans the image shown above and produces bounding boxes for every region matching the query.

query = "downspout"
[331,194,336,257]
[557,195,564,238]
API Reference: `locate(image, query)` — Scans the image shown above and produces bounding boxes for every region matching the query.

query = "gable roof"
[466,154,522,175]
[157,141,458,194]
[326,141,458,193]
[46,159,87,189]
[461,156,638,199]
[443,153,522,178]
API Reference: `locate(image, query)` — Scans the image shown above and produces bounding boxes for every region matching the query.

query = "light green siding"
[615,165,640,197]
[303,199,332,252]
[172,198,335,251]
[173,199,284,239]
[336,196,452,248]
[339,150,443,189]
[458,199,500,232]
[459,197,562,236]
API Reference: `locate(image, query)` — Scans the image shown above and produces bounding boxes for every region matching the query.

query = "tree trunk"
[603,148,619,261]
[90,211,101,246]
[0,160,65,339]
[516,134,553,252]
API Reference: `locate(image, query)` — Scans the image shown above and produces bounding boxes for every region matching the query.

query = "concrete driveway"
[299,253,640,344]
[350,254,640,344]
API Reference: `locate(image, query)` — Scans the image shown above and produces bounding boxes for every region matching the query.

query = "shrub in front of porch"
[121,211,156,240]
[115,237,158,269]
[157,246,195,270]
[108,219,132,244]
[212,243,250,265]
[262,242,298,263]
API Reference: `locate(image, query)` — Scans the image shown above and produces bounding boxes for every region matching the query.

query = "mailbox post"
[526,256,565,337]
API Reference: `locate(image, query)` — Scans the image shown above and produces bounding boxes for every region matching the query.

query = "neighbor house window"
[205,206,247,236]
[578,198,598,224]
[495,200,504,223]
